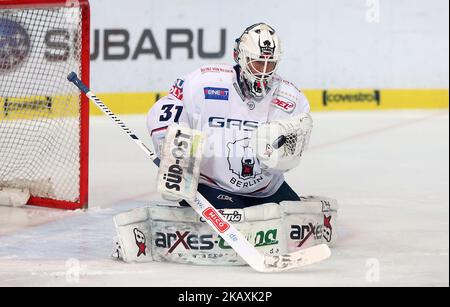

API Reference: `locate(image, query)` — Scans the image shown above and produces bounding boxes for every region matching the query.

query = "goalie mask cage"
[0,0,90,210]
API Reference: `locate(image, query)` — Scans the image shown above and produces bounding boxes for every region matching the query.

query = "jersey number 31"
[160,104,183,122]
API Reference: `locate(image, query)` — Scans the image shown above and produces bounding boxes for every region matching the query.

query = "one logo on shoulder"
[169,78,184,100]
[272,98,296,113]
[204,87,229,101]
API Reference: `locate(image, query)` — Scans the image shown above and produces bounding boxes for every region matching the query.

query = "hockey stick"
[67,72,331,272]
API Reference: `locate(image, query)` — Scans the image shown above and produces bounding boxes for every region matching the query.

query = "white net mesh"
[279,113,313,159]
[0,5,84,203]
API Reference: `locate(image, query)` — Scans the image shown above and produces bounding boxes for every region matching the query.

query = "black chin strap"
[233,65,244,89]
[234,64,268,101]
[234,65,249,98]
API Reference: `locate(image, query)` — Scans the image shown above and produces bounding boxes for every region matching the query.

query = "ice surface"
[0,110,448,287]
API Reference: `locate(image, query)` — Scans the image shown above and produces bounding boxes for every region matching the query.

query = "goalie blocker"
[157,124,203,201]
[113,196,338,265]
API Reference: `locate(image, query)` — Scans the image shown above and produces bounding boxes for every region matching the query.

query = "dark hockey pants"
[179,182,300,209]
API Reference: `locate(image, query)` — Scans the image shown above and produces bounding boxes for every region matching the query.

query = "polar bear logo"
[227,138,262,180]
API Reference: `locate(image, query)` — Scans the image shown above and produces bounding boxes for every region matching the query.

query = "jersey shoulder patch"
[167,63,234,101]
[272,77,309,113]
[185,64,236,102]
[168,78,185,101]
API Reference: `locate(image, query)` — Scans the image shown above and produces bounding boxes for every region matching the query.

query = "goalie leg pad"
[113,207,154,263]
[113,197,338,265]
[282,196,338,251]
[113,202,287,265]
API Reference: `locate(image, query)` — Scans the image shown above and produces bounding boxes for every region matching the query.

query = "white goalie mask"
[234,23,282,99]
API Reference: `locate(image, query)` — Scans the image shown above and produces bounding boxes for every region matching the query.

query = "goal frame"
[0,0,90,210]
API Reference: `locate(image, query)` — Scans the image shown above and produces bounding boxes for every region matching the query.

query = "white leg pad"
[113,206,154,263]
[113,197,338,265]
[281,196,338,251]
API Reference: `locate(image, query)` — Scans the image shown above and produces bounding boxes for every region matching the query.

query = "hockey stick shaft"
[68,75,160,166]
[67,72,330,272]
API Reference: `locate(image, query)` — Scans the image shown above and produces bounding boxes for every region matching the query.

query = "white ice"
[0,110,448,287]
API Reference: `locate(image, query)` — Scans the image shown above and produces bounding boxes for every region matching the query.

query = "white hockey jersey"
[147,64,310,197]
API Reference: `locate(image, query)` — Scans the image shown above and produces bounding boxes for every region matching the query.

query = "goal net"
[0,0,90,210]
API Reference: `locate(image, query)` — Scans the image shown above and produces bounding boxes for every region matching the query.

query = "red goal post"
[0,0,90,210]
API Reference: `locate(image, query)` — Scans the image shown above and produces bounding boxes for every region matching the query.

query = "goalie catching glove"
[251,113,313,172]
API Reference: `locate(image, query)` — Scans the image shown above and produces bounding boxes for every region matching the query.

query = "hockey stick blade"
[263,244,331,272]
[67,72,331,272]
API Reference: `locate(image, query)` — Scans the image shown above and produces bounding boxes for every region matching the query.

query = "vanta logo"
[0,18,30,72]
